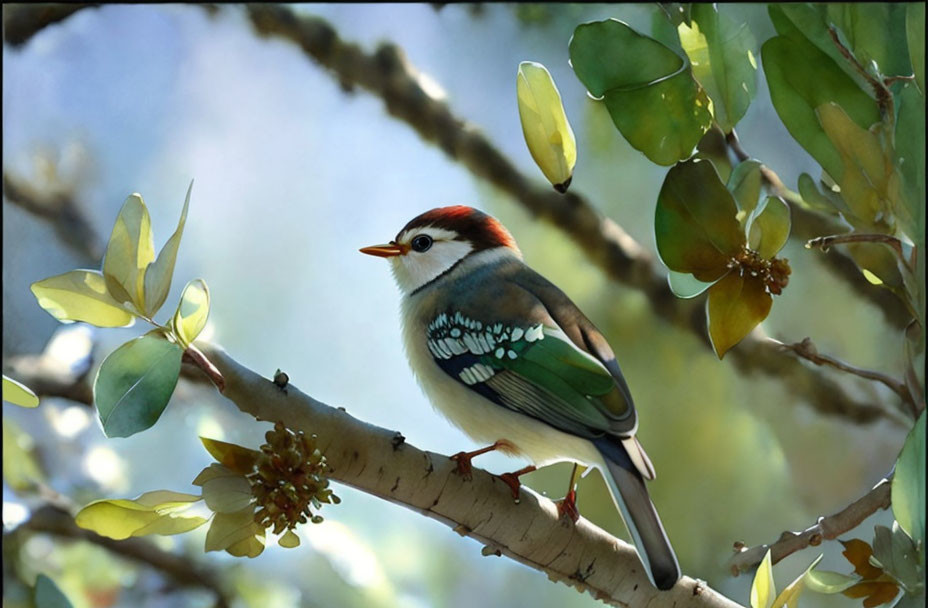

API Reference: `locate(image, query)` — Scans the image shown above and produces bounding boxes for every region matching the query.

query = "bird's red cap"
[397,206,518,252]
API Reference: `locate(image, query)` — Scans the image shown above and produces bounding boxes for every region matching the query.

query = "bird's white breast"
[400,284,605,471]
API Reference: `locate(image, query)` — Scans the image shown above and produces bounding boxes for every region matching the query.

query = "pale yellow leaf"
[172,279,210,348]
[772,554,823,608]
[75,491,205,540]
[103,194,155,311]
[751,549,776,608]
[2,375,39,408]
[517,61,576,191]
[143,181,192,316]
[205,506,261,552]
[31,270,135,328]
[278,529,300,548]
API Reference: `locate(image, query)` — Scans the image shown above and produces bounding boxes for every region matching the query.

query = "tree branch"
[10,504,231,608]
[2,3,100,48]
[770,338,917,420]
[727,477,893,575]
[807,234,908,267]
[193,343,743,608]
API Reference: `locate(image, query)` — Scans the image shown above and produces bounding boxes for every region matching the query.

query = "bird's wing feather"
[424,267,636,438]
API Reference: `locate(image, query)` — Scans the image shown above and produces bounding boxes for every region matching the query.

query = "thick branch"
[13,504,230,607]
[727,477,893,575]
[2,4,99,47]
[195,343,742,608]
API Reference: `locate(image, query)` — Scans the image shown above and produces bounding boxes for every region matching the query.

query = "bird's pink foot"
[450,440,515,481]
[555,488,580,523]
[497,465,537,501]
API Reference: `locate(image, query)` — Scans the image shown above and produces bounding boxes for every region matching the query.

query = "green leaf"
[31,270,136,328]
[689,4,757,132]
[655,158,744,281]
[202,474,254,514]
[751,549,776,608]
[894,82,925,244]
[143,181,192,316]
[806,569,860,594]
[892,410,925,544]
[517,62,576,191]
[570,19,712,165]
[2,375,39,408]
[695,125,732,182]
[772,554,824,608]
[34,574,74,608]
[278,529,300,549]
[749,197,791,259]
[103,194,155,311]
[193,463,241,486]
[827,4,911,78]
[93,332,183,438]
[3,417,45,491]
[728,160,764,229]
[797,173,849,216]
[199,437,260,474]
[225,533,266,558]
[816,103,900,231]
[172,279,210,349]
[75,491,205,540]
[871,523,922,592]
[667,270,716,299]
[907,4,925,95]
[205,506,264,554]
[845,243,906,294]
[762,34,881,182]
[707,271,772,359]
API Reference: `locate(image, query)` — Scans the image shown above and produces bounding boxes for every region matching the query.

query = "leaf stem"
[827,25,894,124]
[182,344,225,392]
[806,234,908,268]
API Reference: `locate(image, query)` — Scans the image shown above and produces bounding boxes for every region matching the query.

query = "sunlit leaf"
[751,549,775,608]
[689,4,757,132]
[749,197,791,259]
[667,270,716,299]
[871,523,921,592]
[205,506,263,553]
[816,103,900,231]
[570,19,711,165]
[2,375,39,408]
[771,554,823,608]
[143,181,192,316]
[199,437,260,475]
[34,574,73,608]
[226,533,266,558]
[907,4,925,94]
[762,34,880,182]
[93,332,183,438]
[172,279,210,349]
[655,159,744,281]
[103,194,155,310]
[202,474,254,514]
[845,243,906,294]
[695,125,732,182]
[826,4,911,78]
[75,491,205,540]
[278,529,300,548]
[892,411,925,544]
[841,539,885,580]
[842,580,901,608]
[797,172,848,216]
[31,270,136,328]
[517,62,576,192]
[728,160,764,229]
[3,417,45,491]
[707,271,772,359]
[193,463,242,486]
[806,568,859,594]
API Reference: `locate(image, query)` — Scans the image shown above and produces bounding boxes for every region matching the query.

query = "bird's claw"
[497,472,522,501]
[450,451,475,480]
[555,489,580,523]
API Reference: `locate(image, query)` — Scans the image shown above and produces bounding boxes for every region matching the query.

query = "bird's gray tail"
[594,437,681,591]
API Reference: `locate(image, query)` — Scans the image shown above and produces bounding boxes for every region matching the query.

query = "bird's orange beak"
[359,242,407,258]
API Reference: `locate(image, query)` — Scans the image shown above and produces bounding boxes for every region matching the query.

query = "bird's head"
[360,205,521,294]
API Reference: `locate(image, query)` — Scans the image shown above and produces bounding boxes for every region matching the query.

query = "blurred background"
[2,4,911,608]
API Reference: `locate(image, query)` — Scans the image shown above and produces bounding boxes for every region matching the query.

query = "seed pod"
[517,61,577,193]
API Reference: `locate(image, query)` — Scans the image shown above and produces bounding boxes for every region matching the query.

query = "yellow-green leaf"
[892,411,925,544]
[771,554,824,608]
[205,506,263,553]
[202,474,254,513]
[172,279,209,348]
[805,569,859,594]
[75,491,205,540]
[3,417,45,490]
[143,181,192,317]
[31,270,136,328]
[199,437,260,474]
[517,62,576,192]
[707,272,772,359]
[751,549,775,608]
[2,375,39,408]
[278,529,300,548]
[103,194,155,311]
[748,197,791,259]
[226,532,266,558]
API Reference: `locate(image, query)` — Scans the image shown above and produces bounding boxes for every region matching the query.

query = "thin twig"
[883,75,916,86]
[9,504,231,608]
[807,234,908,268]
[728,477,893,575]
[771,338,916,419]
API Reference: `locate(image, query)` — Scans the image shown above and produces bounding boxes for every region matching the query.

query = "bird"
[360,205,681,591]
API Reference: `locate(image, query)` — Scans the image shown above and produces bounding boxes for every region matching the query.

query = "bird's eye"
[411,234,433,252]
